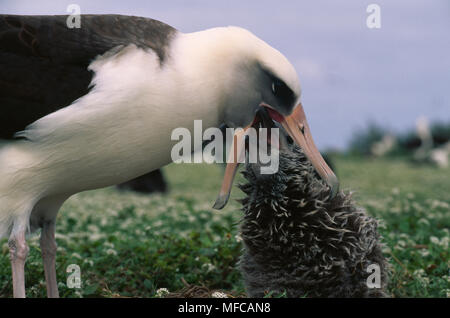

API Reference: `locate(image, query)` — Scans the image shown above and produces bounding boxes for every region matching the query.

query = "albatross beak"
[269,103,339,199]
[213,103,339,210]
[213,125,251,210]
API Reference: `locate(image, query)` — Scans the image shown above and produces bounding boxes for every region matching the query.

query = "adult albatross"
[0,14,338,297]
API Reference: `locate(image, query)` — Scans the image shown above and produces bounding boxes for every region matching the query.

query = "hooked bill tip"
[213,193,230,210]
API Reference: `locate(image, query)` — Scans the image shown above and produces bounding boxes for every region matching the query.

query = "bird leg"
[40,220,59,298]
[9,229,29,298]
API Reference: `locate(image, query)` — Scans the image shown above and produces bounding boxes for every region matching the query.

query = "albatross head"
[179,27,338,208]
[214,27,302,129]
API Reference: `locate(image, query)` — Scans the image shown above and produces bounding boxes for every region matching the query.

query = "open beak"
[213,103,339,210]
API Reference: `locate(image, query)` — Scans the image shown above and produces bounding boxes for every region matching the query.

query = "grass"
[0,156,449,297]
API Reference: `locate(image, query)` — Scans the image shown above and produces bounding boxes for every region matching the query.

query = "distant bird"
[414,117,434,162]
[411,117,450,168]
[430,142,450,168]
[0,14,337,297]
[239,129,388,297]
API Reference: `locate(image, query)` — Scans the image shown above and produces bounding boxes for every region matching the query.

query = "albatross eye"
[271,79,290,99]
[267,74,296,111]
[271,80,281,95]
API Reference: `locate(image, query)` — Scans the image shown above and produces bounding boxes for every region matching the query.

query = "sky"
[2,0,449,149]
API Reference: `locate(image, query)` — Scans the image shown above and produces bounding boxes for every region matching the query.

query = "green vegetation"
[0,156,449,297]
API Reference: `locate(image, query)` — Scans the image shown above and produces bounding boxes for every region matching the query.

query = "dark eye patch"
[271,77,296,109]
[263,68,296,110]
[272,79,292,99]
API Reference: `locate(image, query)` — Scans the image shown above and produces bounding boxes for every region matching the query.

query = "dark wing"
[0,14,177,139]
